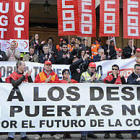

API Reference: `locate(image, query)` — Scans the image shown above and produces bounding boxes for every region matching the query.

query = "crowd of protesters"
[0,34,140,140]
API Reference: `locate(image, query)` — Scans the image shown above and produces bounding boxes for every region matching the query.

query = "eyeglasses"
[112,68,118,70]
[63,47,68,49]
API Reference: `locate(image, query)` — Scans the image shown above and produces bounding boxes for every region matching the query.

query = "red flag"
[123,0,140,39]
[0,0,29,52]
[78,0,96,37]
[100,0,119,37]
[57,0,79,36]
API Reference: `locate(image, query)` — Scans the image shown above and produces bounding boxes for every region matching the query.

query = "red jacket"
[103,74,122,84]
[5,71,28,83]
[60,79,78,83]
[35,69,60,83]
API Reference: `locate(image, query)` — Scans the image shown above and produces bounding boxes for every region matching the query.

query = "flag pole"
[132,39,134,56]
[108,36,110,57]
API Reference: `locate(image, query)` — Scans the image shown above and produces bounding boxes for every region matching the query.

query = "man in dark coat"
[56,43,72,64]
[102,40,116,60]
[123,39,137,59]
[127,63,140,139]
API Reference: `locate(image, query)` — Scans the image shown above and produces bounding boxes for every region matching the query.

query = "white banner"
[0,83,140,132]
[96,58,136,79]
[0,62,69,82]
[0,58,137,81]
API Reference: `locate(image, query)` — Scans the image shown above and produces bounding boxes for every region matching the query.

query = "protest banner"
[0,83,140,132]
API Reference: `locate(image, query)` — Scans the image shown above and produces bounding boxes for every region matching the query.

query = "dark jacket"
[31,39,43,55]
[70,58,88,82]
[102,44,116,59]
[123,46,137,59]
[92,54,109,62]
[0,50,7,61]
[39,53,55,64]
[127,72,140,85]
[56,51,72,64]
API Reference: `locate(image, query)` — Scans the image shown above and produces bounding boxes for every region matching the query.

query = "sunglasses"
[64,72,70,74]
[112,68,118,70]
[63,47,68,48]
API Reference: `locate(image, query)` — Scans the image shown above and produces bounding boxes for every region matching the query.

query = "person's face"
[112,66,119,75]
[88,67,96,73]
[63,41,67,44]
[76,39,80,44]
[111,42,114,46]
[128,40,132,47]
[48,39,52,44]
[81,50,85,57]
[29,48,35,55]
[117,51,122,57]
[75,44,79,49]
[85,40,88,46]
[135,51,140,58]
[44,64,52,72]
[43,46,49,54]
[71,38,75,43]
[63,71,70,79]
[35,34,39,40]
[99,50,104,56]
[106,40,110,45]
[62,45,68,52]
[10,42,16,50]
[19,62,26,72]
[135,66,140,75]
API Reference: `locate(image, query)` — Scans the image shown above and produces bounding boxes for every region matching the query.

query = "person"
[127,64,140,139]
[5,61,33,140]
[39,45,55,64]
[0,44,7,61]
[92,49,108,62]
[76,37,85,50]
[60,69,78,139]
[102,40,116,60]
[56,38,63,52]
[23,46,38,62]
[80,62,102,140]
[83,39,91,57]
[71,43,81,57]
[46,37,57,56]
[56,43,72,64]
[110,40,117,50]
[123,40,137,59]
[5,42,20,61]
[91,37,102,58]
[34,60,60,139]
[80,62,102,83]
[114,48,123,59]
[103,64,126,139]
[132,48,140,64]
[30,34,45,55]
[60,69,78,83]
[70,53,88,82]
[35,60,59,83]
